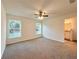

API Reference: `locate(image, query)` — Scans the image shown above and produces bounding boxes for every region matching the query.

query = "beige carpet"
[2,38,77,59]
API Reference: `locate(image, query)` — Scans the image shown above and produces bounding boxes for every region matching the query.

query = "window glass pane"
[36,22,41,34]
[8,20,21,38]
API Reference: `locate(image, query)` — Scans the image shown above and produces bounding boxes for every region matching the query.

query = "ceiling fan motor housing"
[39,10,43,17]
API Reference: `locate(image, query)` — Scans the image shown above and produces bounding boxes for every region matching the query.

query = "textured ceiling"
[2,0,77,19]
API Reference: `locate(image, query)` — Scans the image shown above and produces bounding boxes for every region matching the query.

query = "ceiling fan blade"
[43,15,48,17]
[34,14,39,15]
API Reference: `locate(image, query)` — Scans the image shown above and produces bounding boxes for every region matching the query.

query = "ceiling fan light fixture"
[38,16,43,20]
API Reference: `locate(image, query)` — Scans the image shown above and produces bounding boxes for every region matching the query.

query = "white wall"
[6,14,41,44]
[43,17,64,42]
[43,12,76,42]
[1,4,6,56]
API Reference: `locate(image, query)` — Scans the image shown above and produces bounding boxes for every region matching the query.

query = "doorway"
[64,18,73,41]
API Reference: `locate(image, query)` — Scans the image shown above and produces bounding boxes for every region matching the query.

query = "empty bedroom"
[1,0,77,59]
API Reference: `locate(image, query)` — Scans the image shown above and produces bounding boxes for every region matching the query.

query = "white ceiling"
[2,0,77,19]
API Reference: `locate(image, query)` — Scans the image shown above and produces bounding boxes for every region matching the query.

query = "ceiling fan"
[34,10,48,20]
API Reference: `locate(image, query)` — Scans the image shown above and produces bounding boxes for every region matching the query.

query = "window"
[36,22,42,34]
[8,20,21,38]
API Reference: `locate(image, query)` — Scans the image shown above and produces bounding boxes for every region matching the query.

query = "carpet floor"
[2,38,77,59]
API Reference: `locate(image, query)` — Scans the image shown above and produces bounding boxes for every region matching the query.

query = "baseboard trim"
[6,37,42,46]
[43,36,64,43]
